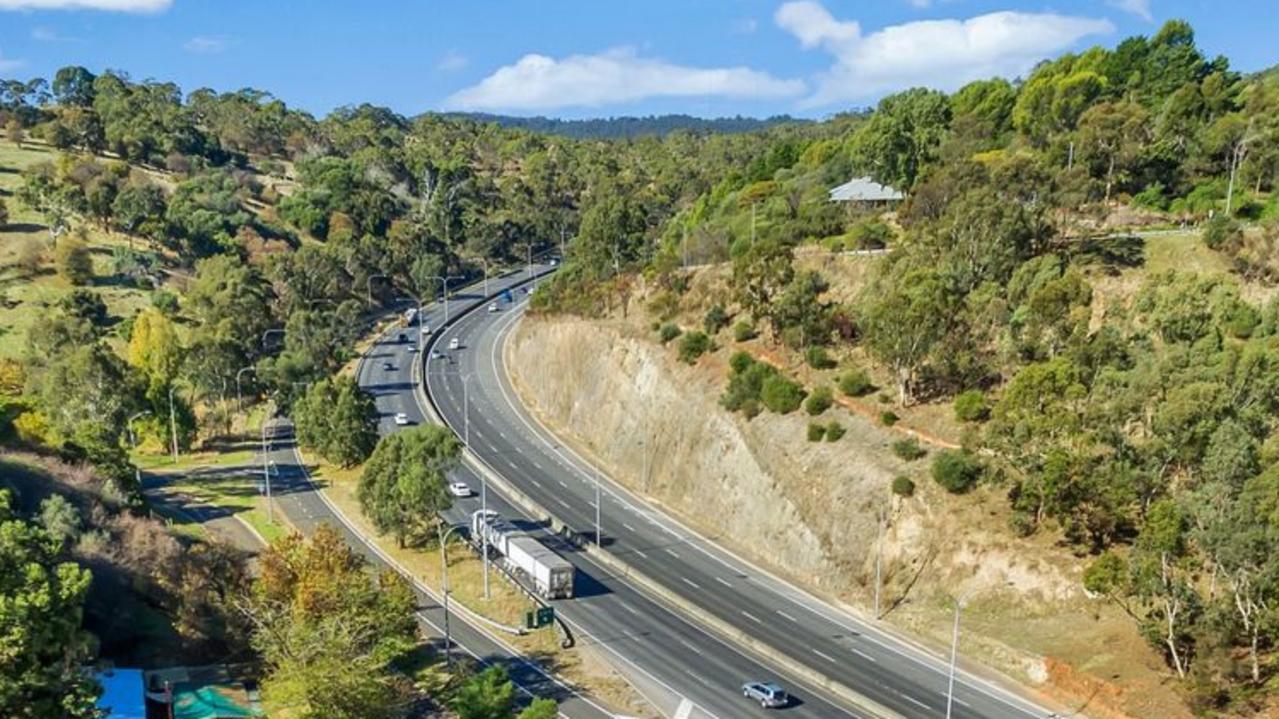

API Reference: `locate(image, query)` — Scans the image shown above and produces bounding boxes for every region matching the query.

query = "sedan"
[448,482,472,497]
[393,413,410,426]
[487,302,499,312]
[742,682,788,709]
[382,361,394,371]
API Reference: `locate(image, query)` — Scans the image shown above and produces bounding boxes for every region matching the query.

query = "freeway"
[357,267,865,718]
[420,275,1066,719]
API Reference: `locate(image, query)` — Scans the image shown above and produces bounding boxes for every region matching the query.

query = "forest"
[1,15,1278,716]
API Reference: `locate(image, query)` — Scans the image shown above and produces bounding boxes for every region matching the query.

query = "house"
[828,177,904,205]
[96,669,147,719]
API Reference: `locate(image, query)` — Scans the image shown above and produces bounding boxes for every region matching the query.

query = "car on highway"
[430,349,444,359]
[397,332,406,342]
[449,337,460,350]
[550,258,558,266]
[487,302,498,312]
[394,412,410,426]
[382,361,394,371]
[741,682,788,709]
[448,482,472,497]
[406,345,417,353]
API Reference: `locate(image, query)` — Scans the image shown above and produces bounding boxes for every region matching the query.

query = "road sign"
[525,606,556,629]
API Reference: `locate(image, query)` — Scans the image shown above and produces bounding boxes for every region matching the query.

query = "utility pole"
[167,385,179,464]
[1067,141,1075,171]
[750,201,757,247]
[1226,122,1256,216]
[945,596,963,719]
[261,420,275,523]
[595,474,602,547]
[464,374,490,600]
[526,244,533,280]
[681,227,688,270]
[438,524,463,669]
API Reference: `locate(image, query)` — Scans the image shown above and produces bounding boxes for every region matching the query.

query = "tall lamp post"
[437,523,466,669]
[127,410,152,488]
[235,366,256,415]
[166,385,180,464]
[426,275,466,323]
[365,273,390,308]
[461,373,490,600]
[260,419,275,524]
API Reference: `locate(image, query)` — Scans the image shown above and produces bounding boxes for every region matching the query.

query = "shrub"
[838,370,874,397]
[932,450,982,493]
[804,346,836,369]
[1203,215,1243,251]
[761,375,806,414]
[825,421,845,442]
[677,331,712,364]
[849,219,895,250]
[1132,182,1168,211]
[703,305,729,335]
[879,411,899,427]
[740,399,762,419]
[151,289,180,315]
[729,350,755,374]
[953,390,991,423]
[732,319,758,342]
[0,197,8,228]
[658,323,682,344]
[804,386,833,416]
[54,235,94,285]
[807,423,827,442]
[722,358,772,412]
[891,437,926,461]
[891,475,916,497]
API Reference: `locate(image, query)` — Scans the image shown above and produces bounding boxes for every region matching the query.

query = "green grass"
[133,447,256,471]
[1142,230,1225,275]
[149,461,288,544]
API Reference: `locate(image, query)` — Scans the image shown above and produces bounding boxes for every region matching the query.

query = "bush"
[891,475,916,497]
[732,319,758,342]
[1132,182,1168,211]
[838,369,874,397]
[891,437,926,461]
[953,390,991,423]
[677,331,712,364]
[804,386,833,416]
[761,375,806,414]
[932,450,982,493]
[0,197,8,228]
[804,346,836,369]
[658,323,682,344]
[703,305,729,335]
[150,289,180,315]
[807,423,827,442]
[879,411,899,427]
[849,219,895,250]
[825,421,845,442]
[54,235,94,285]
[1203,215,1244,251]
[729,350,755,374]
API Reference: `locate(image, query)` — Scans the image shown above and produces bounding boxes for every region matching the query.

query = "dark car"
[742,682,788,709]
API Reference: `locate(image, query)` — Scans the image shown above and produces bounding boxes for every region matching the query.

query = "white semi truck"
[471,510,574,600]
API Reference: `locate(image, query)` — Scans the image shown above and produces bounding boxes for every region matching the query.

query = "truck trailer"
[471,510,574,599]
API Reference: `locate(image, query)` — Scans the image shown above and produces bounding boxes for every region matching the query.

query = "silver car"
[742,682,788,709]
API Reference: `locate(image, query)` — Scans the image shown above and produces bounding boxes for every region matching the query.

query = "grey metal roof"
[828,176,903,202]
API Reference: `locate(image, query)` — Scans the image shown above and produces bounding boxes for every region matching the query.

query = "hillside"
[439,112,805,139]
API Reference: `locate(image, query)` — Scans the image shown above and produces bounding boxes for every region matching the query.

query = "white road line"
[681,577,700,590]
[622,522,637,532]
[813,648,837,663]
[777,610,798,622]
[741,611,762,624]
[618,600,640,616]
[852,648,878,663]
[665,548,680,558]
[676,638,703,657]
[940,691,971,708]
[714,576,732,588]
[554,497,571,510]
[557,480,568,489]
[899,693,931,711]
[632,548,648,559]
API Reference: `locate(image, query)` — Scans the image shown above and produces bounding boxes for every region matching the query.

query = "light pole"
[945,583,1011,719]
[595,473,602,547]
[525,244,533,280]
[260,419,275,524]
[462,373,490,600]
[166,385,180,464]
[426,275,466,323]
[127,410,152,488]
[365,273,390,308]
[437,523,466,669]
[478,258,492,297]
[235,366,256,415]
[874,505,885,619]
[261,328,285,351]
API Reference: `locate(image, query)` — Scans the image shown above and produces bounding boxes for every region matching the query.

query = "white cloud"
[1108,0,1153,22]
[437,50,468,72]
[445,46,805,112]
[183,35,226,54]
[776,1,1113,107]
[0,0,170,11]
[31,26,75,41]
[730,17,759,35]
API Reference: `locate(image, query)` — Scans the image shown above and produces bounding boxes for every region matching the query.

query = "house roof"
[96,669,146,719]
[828,177,903,202]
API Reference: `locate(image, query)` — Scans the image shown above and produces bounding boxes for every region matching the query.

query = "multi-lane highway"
[414,270,1065,719]
[358,268,862,718]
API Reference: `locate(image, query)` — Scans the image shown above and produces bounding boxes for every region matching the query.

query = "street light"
[261,328,286,350]
[127,410,152,489]
[366,273,391,308]
[437,523,466,669]
[945,583,1012,719]
[260,419,275,524]
[425,275,466,323]
[461,373,491,601]
[166,385,180,464]
[235,366,257,414]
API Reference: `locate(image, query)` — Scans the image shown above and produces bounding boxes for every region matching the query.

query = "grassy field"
[146,459,289,545]
[0,140,167,359]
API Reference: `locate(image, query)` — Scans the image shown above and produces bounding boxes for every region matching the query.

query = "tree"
[245,526,418,719]
[0,491,100,719]
[1075,100,1152,203]
[358,426,460,547]
[127,307,184,387]
[293,376,379,468]
[850,88,951,190]
[0,197,8,228]
[859,265,951,405]
[453,666,516,719]
[54,234,94,285]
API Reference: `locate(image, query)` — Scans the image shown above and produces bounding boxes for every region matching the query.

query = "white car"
[394,413,410,426]
[449,337,461,350]
[487,302,498,312]
[406,345,417,353]
[448,482,472,497]
[430,349,444,360]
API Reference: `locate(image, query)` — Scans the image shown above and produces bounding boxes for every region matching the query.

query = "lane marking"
[676,638,704,657]
[622,522,637,532]
[714,576,732,588]
[632,549,649,559]
[813,648,837,664]
[680,577,700,590]
[664,548,680,559]
[852,648,878,663]
[618,600,640,616]
[899,693,931,711]
[741,611,762,624]
[777,610,798,622]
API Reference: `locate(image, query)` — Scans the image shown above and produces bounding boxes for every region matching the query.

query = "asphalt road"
[417,270,1064,719]
[357,268,865,718]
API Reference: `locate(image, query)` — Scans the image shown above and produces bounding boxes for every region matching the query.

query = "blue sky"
[0,1,1274,119]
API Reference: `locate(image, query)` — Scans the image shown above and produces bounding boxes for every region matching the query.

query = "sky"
[0,0,1274,120]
